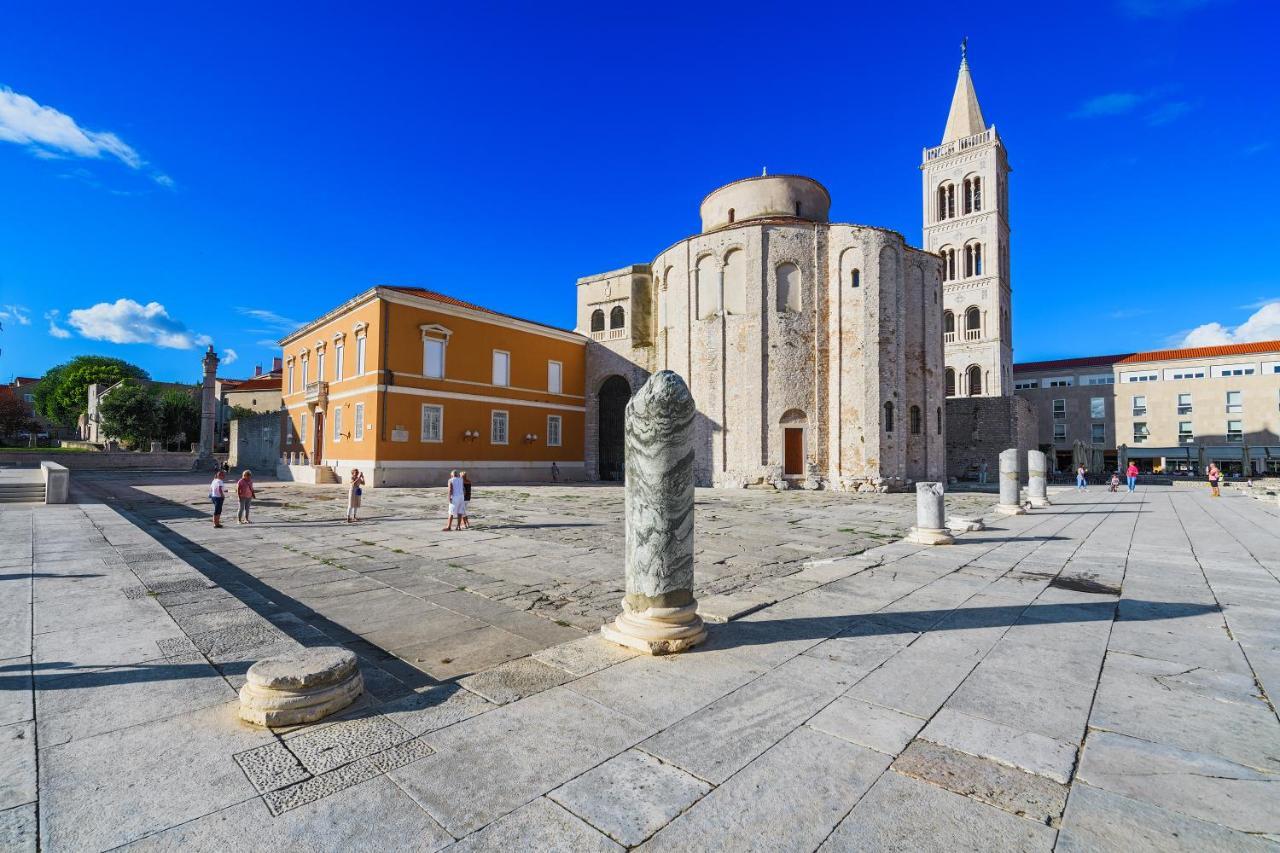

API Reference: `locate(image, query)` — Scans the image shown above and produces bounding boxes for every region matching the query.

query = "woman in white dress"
[443,469,464,531]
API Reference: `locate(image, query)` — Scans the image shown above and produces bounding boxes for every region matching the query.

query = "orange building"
[278,286,587,487]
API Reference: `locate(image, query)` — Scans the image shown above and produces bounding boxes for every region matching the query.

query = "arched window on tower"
[883,401,895,433]
[940,248,956,282]
[936,407,943,434]
[850,268,860,289]
[944,368,956,397]
[937,183,956,221]
[727,208,735,224]
[963,176,982,214]
[965,306,981,339]
[609,305,625,329]
[590,309,605,332]
[910,405,921,435]
[967,364,983,396]
[973,243,982,276]
[943,311,955,343]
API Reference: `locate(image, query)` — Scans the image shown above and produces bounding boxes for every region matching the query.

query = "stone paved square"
[3,480,1280,850]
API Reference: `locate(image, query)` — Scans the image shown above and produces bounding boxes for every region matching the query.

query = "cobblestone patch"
[155,635,204,663]
[369,737,436,772]
[283,715,413,774]
[234,742,311,794]
[262,758,381,816]
[190,623,289,658]
[458,658,574,705]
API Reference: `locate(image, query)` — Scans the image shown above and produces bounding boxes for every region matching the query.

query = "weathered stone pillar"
[996,448,1026,515]
[601,370,707,655]
[1027,450,1050,507]
[906,482,954,545]
[195,346,219,469]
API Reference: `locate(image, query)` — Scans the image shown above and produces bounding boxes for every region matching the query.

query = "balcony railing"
[304,381,328,404]
[591,328,628,342]
[923,127,995,162]
[943,332,956,343]
[964,328,982,341]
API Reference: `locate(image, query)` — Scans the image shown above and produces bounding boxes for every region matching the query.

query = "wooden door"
[784,428,803,476]
[313,412,324,464]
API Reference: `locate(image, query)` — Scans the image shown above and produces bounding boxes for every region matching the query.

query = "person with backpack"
[346,468,365,523]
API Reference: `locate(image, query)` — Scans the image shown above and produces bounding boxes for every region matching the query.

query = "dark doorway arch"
[598,375,630,481]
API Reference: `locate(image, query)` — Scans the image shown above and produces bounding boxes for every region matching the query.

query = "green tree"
[97,380,159,448]
[228,404,259,421]
[34,356,149,427]
[157,388,200,450]
[0,396,36,440]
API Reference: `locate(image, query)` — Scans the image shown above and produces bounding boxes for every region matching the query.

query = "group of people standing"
[1077,462,1142,493]
[206,466,474,528]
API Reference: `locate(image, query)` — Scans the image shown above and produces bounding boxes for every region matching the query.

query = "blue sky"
[1,0,1276,382]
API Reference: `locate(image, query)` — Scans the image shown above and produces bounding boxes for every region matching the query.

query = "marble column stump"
[907,482,954,545]
[996,448,1026,515]
[601,370,707,655]
[1027,450,1051,507]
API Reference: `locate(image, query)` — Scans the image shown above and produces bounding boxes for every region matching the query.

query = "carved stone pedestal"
[238,647,362,727]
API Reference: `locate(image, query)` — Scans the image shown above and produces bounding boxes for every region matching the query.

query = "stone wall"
[945,394,1039,481]
[229,411,283,473]
[0,451,222,470]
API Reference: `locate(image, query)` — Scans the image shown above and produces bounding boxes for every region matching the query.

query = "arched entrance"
[780,409,807,477]
[598,375,630,481]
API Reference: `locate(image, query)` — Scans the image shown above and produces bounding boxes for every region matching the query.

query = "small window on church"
[794,201,801,216]
[936,407,943,434]
[910,405,921,435]
[850,269,860,289]
[883,402,894,433]
[728,208,735,224]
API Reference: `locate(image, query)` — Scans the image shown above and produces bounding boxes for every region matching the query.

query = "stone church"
[577,51,1016,490]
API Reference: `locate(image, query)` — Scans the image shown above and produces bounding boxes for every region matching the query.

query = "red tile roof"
[1015,339,1280,373]
[1117,339,1280,364]
[380,286,577,335]
[230,373,283,392]
[13,377,40,385]
[1014,353,1131,373]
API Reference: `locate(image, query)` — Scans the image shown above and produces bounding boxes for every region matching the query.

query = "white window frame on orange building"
[421,324,451,379]
[490,410,508,444]
[492,350,510,387]
[547,414,562,447]
[421,404,443,443]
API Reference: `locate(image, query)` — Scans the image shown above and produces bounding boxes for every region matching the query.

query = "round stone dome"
[699,175,831,233]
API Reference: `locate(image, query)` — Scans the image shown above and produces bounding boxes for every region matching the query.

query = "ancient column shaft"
[602,371,707,654]
[907,481,954,545]
[1027,450,1050,507]
[996,448,1026,515]
[197,346,219,466]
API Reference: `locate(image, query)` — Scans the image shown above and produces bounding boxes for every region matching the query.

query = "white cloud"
[66,299,212,349]
[0,304,31,326]
[1179,301,1280,348]
[222,348,239,365]
[1072,93,1144,118]
[0,87,171,186]
[44,309,71,339]
[236,307,301,333]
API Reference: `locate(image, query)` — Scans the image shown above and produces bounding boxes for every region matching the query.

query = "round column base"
[906,527,955,546]
[1028,497,1052,508]
[601,601,707,656]
[996,503,1027,515]
[947,516,985,533]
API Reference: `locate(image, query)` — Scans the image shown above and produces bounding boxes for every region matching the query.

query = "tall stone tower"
[922,43,1012,398]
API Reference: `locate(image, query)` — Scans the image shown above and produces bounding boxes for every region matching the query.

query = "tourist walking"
[460,470,472,530]
[1076,464,1088,491]
[443,469,465,531]
[236,470,256,524]
[346,468,365,523]
[978,460,988,485]
[1125,461,1139,493]
[209,470,226,528]
[1207,462,1221,498]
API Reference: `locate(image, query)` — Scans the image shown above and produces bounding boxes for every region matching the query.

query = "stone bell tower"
[922,41,1012,398]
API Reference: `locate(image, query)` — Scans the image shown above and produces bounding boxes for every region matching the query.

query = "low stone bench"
[238,647,363,727]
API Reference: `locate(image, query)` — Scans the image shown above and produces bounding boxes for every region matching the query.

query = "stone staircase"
[0,481,45,503]
[314,465,340,485]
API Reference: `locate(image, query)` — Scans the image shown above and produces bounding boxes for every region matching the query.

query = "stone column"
[1027,450,1050,507]
[906,482,954,545]
[996,448,1026,515]
[195,346,219,469]
[601,370,707,655]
